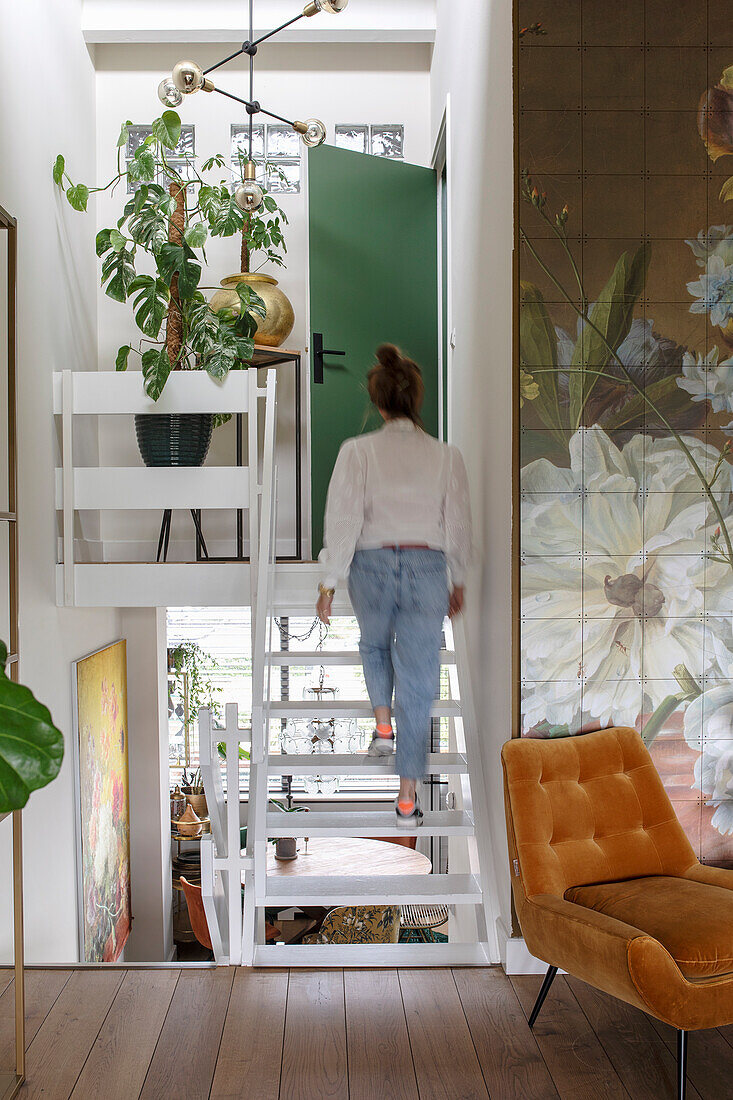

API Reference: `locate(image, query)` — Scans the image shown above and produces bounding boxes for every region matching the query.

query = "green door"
[308,145,439,557]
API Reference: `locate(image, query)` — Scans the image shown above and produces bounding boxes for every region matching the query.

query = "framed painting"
[72,639,131,962]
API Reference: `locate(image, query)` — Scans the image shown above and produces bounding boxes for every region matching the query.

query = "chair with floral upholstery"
[302,905,401,944]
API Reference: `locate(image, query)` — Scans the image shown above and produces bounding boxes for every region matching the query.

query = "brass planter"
[210,272,295,348]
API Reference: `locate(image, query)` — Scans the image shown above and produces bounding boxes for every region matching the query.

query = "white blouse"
[319,417,473,588]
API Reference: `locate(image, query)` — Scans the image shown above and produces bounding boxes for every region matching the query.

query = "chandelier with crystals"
[157,0,349,213]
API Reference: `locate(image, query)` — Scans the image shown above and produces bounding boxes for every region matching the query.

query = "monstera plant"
[0,643,64,814]
[53,110,271,466]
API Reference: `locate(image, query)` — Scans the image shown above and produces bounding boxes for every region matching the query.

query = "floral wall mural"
[517,3,733,863]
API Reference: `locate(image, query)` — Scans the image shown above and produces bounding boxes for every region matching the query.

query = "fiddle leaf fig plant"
[53,110,268,403]
[0,642,64,814]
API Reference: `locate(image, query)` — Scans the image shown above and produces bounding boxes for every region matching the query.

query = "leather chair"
[502,726,733,1100]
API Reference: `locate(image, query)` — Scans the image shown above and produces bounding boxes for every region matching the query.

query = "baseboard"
[496,916,561,975]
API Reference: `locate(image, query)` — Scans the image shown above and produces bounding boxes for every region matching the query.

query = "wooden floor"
[1,966,732,1098]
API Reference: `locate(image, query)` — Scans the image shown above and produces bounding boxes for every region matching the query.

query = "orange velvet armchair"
[502,726,733,1100]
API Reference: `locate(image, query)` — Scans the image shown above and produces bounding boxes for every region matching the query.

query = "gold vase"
[210,272,295,349]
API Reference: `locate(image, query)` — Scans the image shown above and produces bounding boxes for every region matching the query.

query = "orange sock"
[376,723,392,738]
[398,800,415,814]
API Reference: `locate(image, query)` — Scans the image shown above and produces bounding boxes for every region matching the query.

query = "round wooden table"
[265,836,432,877]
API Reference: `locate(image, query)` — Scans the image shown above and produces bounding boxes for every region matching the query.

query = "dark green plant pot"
[134,413,214,468]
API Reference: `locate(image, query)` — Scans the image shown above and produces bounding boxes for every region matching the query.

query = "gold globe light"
[234,161,264,213]
[304,0,349,13]
[171,60,213,95]
[294,118,327,147]
[157,77,183,108]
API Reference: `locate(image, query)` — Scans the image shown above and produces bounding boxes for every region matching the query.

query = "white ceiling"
[82,0,437,44]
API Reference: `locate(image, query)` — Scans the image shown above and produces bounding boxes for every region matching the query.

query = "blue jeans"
[348,548,449,780]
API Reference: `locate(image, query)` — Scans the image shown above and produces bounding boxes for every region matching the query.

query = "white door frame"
[432,95,453,444]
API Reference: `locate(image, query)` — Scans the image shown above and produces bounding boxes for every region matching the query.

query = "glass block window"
[231,123,301,194]
[126,124,195,194]
[334,125,369,154]
[335,124,404,159]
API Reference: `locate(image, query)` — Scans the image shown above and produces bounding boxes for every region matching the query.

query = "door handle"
[312,332,346,385]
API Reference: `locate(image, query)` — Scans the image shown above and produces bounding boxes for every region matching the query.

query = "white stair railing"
[196,368,277,963]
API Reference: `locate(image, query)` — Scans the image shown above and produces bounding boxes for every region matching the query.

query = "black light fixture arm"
[211,87,296,130]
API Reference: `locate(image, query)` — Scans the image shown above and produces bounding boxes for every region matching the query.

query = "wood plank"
[453,967,559,1099]
[0,970,70,1067]
[0,973,12,1000]
[646,1014,733,1100]
[20,970,124,1099]
[70,969,180,1100]
[139,968,234,1100]
[567,977,702,1100]
[210,969,288,1100]
[398,968,489,1100]
[344,970,419,1100]
[512,975,628,1100]
[280,970,348,1100]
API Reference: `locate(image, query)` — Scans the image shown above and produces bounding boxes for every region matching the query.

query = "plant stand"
[156,508,210,563]
[195,348,303,563]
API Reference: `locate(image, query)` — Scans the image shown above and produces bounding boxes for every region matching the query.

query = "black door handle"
[313,332,346,385]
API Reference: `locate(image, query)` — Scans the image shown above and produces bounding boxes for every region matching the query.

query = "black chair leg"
[528,965,558,1029]
[677,1029,687,1100]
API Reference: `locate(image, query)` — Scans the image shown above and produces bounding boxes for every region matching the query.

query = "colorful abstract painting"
[517,3,733,865]
[74,640,131,961]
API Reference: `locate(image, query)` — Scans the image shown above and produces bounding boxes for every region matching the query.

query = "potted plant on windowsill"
[53,110,267,467]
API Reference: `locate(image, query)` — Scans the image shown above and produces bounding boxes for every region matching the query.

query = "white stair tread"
[267,699,461,719]
[266,810,473,837]
[267,752,467,775]
[252,942,490,967]
[259,873,482,906]
[267,649,457,666]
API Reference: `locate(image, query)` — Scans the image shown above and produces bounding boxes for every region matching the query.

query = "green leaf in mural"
[569,243,650,427]
[152,110,182,151]
[141,347,172,401]
[603,373,691,431]
[0,641,64,814]
[519,281,564,439]
[129,274,169,339]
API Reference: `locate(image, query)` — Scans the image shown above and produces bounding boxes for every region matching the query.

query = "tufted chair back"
[502,727,697,899]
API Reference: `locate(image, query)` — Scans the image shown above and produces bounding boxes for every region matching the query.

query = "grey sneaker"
[395,793,423,829]
[367,732,395,757]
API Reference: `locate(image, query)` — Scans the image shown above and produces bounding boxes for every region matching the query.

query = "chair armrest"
[682,863,733,892]
[520,894,656,1013]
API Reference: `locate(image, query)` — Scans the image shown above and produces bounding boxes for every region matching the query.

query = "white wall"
[430,0,514,948]
[121,607,173,961]
[0,0,121,963]
[82,0,437,43]
[93,42,432,562]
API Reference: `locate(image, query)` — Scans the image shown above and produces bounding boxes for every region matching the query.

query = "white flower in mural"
[687,225,733,331]
[521,429,732,731]
[677,347,733,421]
[685,686,733,833]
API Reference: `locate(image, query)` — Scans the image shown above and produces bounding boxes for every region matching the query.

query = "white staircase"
[199,386,498,966]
